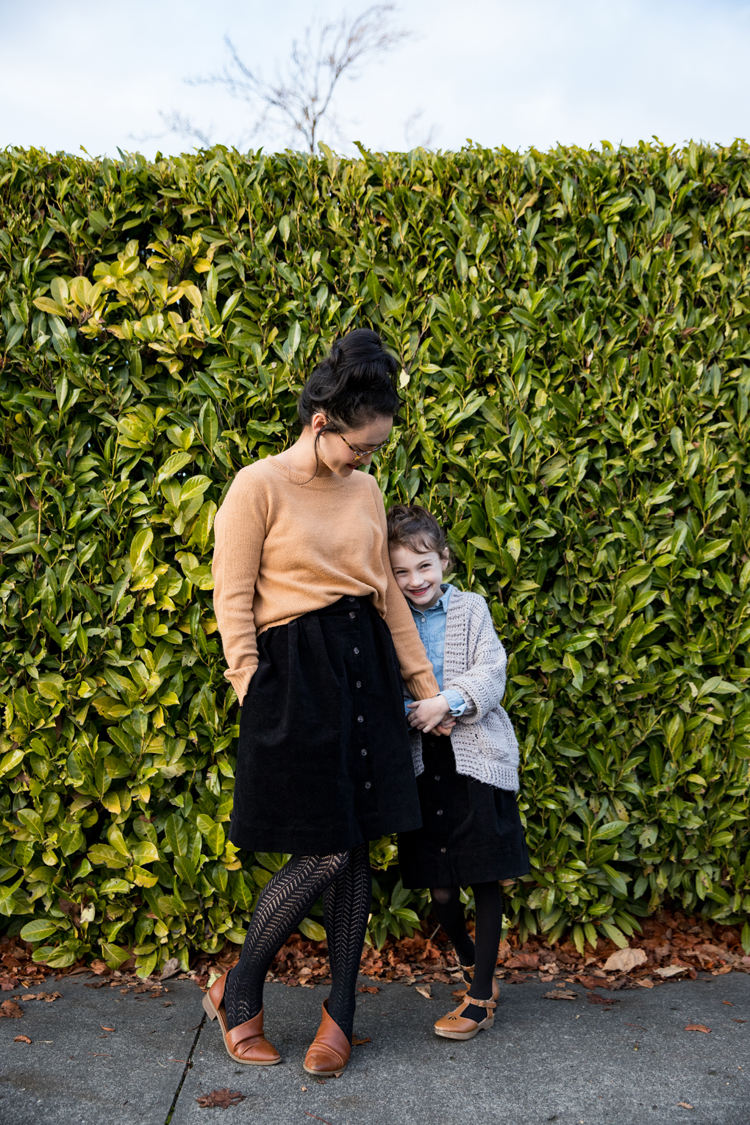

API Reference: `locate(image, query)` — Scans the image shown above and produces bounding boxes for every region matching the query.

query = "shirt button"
[440,847,447,854]
[349,611,356,619]
[436,809,443,816]
[348,596,356,602]
[353,647,360,655]
[361,748,367,756]
[434,775,441,781]
[356,681,362,689]
[364,781,371,790]
[357,715,364,723]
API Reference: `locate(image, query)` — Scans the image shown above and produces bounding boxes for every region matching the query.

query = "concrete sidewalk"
[0,973,747,1125]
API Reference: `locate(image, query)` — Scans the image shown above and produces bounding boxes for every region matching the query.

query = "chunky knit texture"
[212,456,439,705]
[410,589,520,790]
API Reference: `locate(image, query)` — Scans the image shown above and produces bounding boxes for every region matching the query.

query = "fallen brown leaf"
[351,1036,371,1045]
[504,953,539,970]
[415,985,432,999]
[723,1001,734,1006]
[655,965,688,978]
[731,1019,747,1024]
[100,1024,115,1032]
[685,1024,711,1033]
[544,989,577,1000]
[358,985,379,994]
[196,1089,246,1109]
[89,960,110,976]
[160,957,181,980]
[24,992,61,1002]
[636,979,655,988]
[14,1034,32,1043]
[677,1103,694,1110]
[603,947,648,973]
[452,988,468,999]
[586,991,620,1007]
[0,999,23,1018]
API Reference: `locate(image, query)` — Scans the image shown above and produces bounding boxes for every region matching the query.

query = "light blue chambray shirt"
[404,583,467,717]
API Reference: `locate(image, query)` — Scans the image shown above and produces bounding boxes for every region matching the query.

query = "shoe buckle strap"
[465,996,496,1010]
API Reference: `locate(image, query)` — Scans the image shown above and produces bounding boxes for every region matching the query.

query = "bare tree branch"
[158,111,215,149]
[404,109,438,150]
[183,4,411,153]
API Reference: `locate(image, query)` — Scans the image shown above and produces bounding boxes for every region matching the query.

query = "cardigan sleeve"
[444,598,507,723]
[370,479,440,701]
[211,467,268,705]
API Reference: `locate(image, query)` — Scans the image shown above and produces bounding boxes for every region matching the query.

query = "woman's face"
[312,412,394,478]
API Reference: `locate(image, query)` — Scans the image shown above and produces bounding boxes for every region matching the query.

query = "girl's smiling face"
[389,543,450,609]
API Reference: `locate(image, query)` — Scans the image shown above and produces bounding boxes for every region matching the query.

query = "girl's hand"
[407,695,451,734]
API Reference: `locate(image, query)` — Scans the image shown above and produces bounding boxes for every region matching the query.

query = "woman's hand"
[407,695,452,734]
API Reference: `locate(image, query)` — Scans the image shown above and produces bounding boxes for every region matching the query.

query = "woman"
[207,329,443,1077]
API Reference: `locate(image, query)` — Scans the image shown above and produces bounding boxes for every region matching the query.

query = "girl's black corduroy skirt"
[229,595,422,855]
[397,732,530,888]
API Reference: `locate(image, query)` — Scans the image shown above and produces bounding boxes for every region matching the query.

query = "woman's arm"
[211,469,267,705]
[445,598,506,722]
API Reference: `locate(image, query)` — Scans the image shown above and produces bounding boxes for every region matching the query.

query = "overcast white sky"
[2,0,749,158]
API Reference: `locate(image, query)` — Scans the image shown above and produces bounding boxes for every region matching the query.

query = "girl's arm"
[444,598,507,722]
[211,469,267,705]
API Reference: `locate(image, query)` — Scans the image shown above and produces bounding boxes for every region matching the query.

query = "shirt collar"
[411,583,453,619]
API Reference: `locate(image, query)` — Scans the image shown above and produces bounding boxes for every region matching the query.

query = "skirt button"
[365,782,371,790]
[349,611,356,619]
[436,809,443,816]
[440,847,447,854]
[357,715,364,723]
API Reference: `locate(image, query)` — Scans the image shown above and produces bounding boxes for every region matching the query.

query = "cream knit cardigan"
[410,589,520,791]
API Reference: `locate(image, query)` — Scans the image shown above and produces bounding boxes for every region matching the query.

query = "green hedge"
[1,140,749,973]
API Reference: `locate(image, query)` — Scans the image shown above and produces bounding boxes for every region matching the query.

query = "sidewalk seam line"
[164,1010,206,1124]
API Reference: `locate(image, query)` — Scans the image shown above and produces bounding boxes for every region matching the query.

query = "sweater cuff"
[225,665,256,706]
[405,671,440,701]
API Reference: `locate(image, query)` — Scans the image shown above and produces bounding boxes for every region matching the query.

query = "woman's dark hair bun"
[298,328,401,430]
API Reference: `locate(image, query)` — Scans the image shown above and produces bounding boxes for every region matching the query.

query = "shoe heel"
[202,993,218,1021]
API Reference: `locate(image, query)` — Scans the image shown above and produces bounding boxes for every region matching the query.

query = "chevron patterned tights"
[224,849,371,1042]
[323,844,371,1042]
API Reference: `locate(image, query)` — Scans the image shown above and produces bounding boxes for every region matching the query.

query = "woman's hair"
[298,328,401,431]
[387,504,449,557]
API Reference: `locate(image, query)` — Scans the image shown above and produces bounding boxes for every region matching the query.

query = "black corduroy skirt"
[229,595,422,855]
[397,732,530,889]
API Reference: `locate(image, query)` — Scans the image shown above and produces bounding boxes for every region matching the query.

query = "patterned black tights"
[323,844,372,1041]
[224,849,371,1042]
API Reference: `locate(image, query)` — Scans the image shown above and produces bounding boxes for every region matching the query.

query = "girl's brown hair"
[386,504,449,557]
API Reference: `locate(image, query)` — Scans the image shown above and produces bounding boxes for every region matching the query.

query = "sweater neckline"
[266,455,352,491]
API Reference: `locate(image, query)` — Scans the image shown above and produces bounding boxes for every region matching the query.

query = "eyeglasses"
[328,424,390,463]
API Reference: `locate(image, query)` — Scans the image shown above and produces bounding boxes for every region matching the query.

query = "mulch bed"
[2,909,749,1004]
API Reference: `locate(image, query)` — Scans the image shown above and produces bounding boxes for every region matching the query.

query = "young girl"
[388,504,530,1041]
[210,331,446,1077]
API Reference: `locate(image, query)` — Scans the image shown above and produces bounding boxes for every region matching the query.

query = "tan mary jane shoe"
[202,969,281,1066]
[434,995,497,1041]
[303,1000,351,1078]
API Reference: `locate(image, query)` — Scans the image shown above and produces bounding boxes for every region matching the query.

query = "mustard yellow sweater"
[212,456,439,705]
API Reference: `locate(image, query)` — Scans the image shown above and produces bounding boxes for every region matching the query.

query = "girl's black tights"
[224,847,371,1043]
[430,881,503,1023]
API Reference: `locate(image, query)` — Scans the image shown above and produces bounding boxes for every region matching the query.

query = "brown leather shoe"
[202,969,281,1066]
[434,995,497,1041]
[303,1000,351,1078]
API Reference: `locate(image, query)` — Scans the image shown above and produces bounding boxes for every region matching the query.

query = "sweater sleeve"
[211,468,267,705]
[371,481,440,701]
[446,599,507,723]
